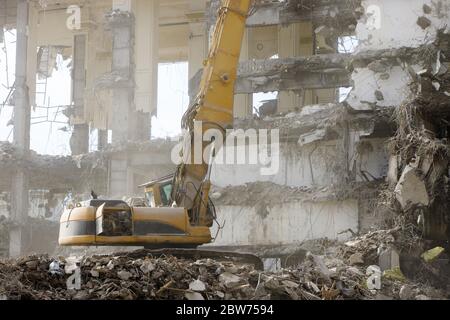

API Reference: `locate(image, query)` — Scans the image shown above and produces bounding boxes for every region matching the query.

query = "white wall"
[211,138,388,188]
[347,0,450,110]
[347,66,421,110]
[357,0,450,51]
[211,141,338,188]
[209,200,359,246]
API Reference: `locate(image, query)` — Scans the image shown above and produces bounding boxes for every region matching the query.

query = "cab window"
[160,183,173,206]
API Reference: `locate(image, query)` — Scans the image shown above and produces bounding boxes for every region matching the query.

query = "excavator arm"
[171,0,254,227]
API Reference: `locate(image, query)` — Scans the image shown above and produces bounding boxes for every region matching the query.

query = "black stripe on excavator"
[133,221,185,236]
[59,221,185,237]
[60,220,96,237]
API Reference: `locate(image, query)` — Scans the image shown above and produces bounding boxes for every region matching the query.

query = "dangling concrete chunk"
[394,165,429,210]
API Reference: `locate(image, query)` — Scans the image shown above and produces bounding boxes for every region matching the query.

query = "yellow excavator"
[59,0,255,254]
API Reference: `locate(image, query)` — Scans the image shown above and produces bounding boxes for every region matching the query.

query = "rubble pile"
[0,251,369,300]
[337,229,396,266]
[0,228,448,301]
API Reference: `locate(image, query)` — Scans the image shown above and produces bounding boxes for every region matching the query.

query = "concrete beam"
[207,0,359,31]
[237,55,349,94]
[189,44,446,98]
[189,53,351,98]
[277,0,360,29]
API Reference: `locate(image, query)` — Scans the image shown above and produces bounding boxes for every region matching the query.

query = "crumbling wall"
[356,0,450,50]
[211,200,358,246]
[212,104,391,188]
[210,181,384,246]
[352,0,450,243]
[347,0,450,110]
[211,138,388,188]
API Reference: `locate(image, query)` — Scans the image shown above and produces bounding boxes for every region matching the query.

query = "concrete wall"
[348,0,450,110]
[347,65,421,110]
[210,200,359,246]
[357,0,450,51]
[352,138,389,182]
[211,138,388,188]
[211,141,336,188]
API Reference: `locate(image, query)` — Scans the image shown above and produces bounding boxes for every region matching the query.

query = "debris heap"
[0,229,448,300]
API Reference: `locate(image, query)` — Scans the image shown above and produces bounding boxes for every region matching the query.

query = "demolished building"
[0,0,450,300]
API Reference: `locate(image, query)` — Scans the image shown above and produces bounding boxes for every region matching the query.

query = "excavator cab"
[142,175,174,207]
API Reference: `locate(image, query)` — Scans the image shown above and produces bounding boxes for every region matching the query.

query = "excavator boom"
[58,0,254,256]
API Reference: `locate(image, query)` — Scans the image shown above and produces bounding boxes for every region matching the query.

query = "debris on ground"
[0,227,449,300]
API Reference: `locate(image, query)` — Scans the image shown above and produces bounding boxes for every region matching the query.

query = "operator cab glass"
[160,182,173,206]
[141,175,174,208]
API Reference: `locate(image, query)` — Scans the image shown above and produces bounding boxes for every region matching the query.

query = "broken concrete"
[394,164,430,210]
[1,227,449,300]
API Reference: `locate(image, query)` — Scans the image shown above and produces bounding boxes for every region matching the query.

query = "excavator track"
[106,248,264,270]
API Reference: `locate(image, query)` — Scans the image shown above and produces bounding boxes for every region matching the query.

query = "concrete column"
[98,129,108,150]
[133,0,159,140]
[109,6,134,145]
[70,34,89,155]
[108,0,158,197]
[10,0,30,257]
[26,3,38,109]
[234,29,253,119]
[109,155,129,197]
[188,19,207,81]
[110,0,157,144]
[278,22,314,113]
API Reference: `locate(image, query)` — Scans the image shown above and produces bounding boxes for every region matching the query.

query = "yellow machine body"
[59,203,211,247]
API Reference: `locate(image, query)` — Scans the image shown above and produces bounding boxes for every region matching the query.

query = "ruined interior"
[0,0,450,301]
